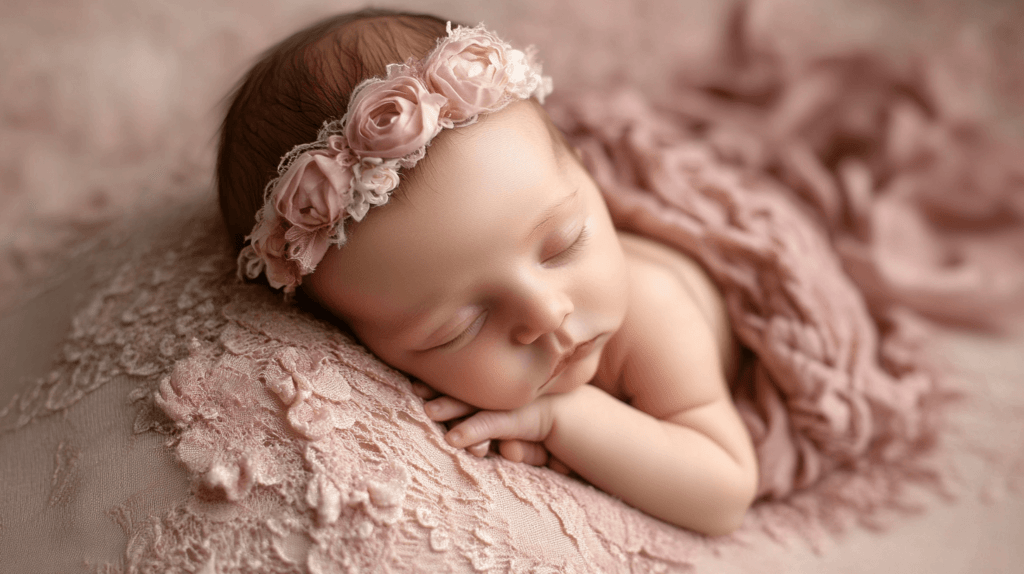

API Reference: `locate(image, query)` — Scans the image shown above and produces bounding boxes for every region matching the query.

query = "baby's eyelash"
[549,225,590,263]
[435,312,486,351]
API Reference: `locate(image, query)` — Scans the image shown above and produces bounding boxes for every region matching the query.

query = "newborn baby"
[219,10,757,536]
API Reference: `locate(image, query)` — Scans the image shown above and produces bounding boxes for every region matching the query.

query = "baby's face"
[305,101,629,410]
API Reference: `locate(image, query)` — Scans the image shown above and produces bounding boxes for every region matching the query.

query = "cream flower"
[238,23,554,294]
[350,159,401,221]
[284,224,331,275]
[344,73,447,159]
[503,46,550,102]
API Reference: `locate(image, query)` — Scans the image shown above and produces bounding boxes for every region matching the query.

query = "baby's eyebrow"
[529,187,580,238]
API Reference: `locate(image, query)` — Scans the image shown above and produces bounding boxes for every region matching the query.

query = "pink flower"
[237,24,555,294]
[345,73,447,159]
[273,137,354,232]
[424,29,514,122]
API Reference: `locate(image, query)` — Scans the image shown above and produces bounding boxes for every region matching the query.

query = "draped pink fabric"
[546,4,1024,500]
[551,89,948,502]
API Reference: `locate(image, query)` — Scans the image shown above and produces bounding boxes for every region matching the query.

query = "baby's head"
[218,11,629,410]
[217,10,450,246]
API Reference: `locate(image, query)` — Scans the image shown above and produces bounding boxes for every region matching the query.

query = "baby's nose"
[513,289,573,345]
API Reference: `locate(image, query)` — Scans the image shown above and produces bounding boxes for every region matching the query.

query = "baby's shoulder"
[594,231,737,412]
[613,232,717,336]
[616,232,714,304]
[616,231,715,340]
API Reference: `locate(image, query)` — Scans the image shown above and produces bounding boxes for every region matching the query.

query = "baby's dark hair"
[216,10,452,248]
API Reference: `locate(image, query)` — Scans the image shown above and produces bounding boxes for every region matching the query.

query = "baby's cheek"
[411,355,491,407]
[457,355,514,407]
[454,352,531,410]
[410,344,539,410]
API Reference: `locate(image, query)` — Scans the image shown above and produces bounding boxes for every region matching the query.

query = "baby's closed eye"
[432,312,487,351]
[428,223,591,353]
[543,224,590,266]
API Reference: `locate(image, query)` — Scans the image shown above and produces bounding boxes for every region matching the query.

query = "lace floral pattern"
[133,266,699,572]
[0,203,233,435]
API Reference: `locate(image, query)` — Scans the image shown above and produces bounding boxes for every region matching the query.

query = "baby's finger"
[466,440,491,458]
[424,396,476,421]
[499,440,549,466]
[410,381,439,400]
[445,405,550,448]
[548,456,572,476]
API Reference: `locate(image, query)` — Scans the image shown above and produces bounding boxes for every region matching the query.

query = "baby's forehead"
[400,100,574,204]
[521,100,575,165]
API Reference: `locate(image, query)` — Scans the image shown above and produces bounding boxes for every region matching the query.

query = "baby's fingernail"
[467,440,490,457]
[448,430,462,445]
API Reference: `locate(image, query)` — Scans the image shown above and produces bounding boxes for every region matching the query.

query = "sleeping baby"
[217,9,757,536]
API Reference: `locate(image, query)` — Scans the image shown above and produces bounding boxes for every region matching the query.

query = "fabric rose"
[344,73,447,159]
[423,28,512,122]
[272,137,355,232]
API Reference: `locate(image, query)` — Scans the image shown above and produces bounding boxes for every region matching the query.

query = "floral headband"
[237,22,553,293]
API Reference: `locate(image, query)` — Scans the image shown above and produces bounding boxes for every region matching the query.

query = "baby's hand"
[411,380,494,457]
[411,380,570,473]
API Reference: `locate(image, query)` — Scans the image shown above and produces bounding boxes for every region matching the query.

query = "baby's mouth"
[546,334,602,384]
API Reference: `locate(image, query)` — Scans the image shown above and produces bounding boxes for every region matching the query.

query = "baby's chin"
[465,388,540,412]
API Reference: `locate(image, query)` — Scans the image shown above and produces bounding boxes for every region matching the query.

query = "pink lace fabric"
[2,203,706,572]
[144,274,704,572]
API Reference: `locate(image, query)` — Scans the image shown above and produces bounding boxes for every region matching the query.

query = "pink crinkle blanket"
[552,91,943,506]
[545,31,1024,506]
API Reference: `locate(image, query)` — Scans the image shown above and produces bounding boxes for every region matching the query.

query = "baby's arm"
[547,384,754,536]
[438,262,758,536]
